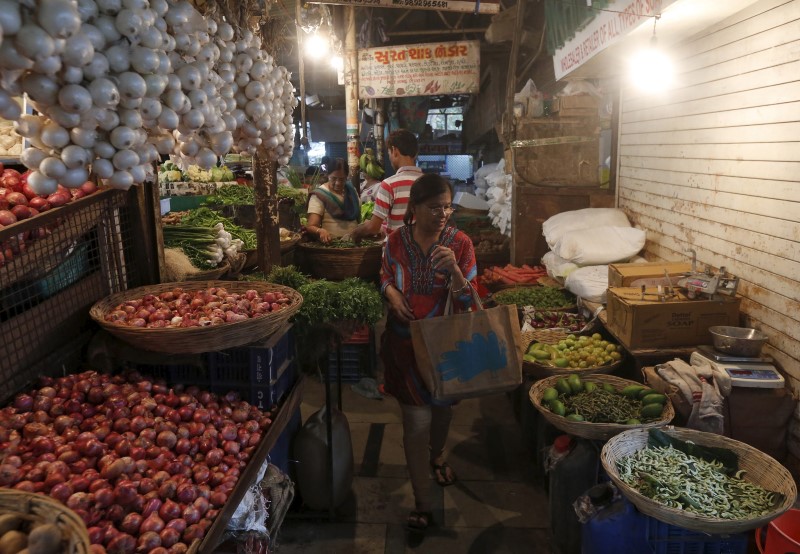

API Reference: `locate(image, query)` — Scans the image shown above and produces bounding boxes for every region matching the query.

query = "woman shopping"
[305,158,361,243]
[379,173,478,533]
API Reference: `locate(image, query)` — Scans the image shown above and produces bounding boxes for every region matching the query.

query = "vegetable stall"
[0,0,315,550]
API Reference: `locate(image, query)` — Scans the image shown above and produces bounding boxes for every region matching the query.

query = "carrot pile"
[480,264,548,286]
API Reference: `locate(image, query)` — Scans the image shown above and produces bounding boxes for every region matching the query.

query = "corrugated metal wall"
[616,0,800,454]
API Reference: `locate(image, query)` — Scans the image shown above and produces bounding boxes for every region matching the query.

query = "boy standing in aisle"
[350,129,423,241]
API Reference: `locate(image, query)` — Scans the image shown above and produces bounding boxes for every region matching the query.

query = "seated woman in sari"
[305,158,361,243]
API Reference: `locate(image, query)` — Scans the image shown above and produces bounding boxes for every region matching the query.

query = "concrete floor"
[275,378,553,553]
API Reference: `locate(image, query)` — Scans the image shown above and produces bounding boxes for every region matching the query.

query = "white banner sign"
[308,0,499,14]
[358,41,480,99]
[553,0,677,80]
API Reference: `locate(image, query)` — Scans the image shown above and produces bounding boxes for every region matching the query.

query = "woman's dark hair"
[387,129,419,158]
[403,173,453,226]
[326,157,349,177]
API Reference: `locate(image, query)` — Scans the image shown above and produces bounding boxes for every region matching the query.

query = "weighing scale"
[691,346,784,389]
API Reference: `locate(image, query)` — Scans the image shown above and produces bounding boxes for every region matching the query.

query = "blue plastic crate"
[269,407,302,475]
[326,343,369,383]
[126,359,212,388]
[38,241,93,298]
[209,324,294,386]
[211,358,296,411]
[646,517,748,554]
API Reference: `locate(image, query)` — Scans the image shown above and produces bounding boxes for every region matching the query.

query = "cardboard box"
[605,287,741,350]
[551,95,600,116]
[608,262,693,287]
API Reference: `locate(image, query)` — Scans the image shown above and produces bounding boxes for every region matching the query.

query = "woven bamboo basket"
[520,329,623,378]
[0,489,92,553]
[183,261,230,281]
[297,242,382,281]
[529,374,674,441]
[601,427,797,534]
[89,280,302,354]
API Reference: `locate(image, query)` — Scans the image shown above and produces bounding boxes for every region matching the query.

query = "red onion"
[67,492,93,511]
[106,533,136,554]
[158,480,177,499]
[94,488,114,508]
[88,479,110,494]
[14,481,35,492]
[192,497,209,515]
[69,475,91,492]
[88,526,105,544]
[176,483,197,504]
[156,431,177,449]
[114,480,138,505]
[181,505,201,525]
[136,531,162,552]
[105,504,125,523]
[223,441,240,456]
[142,497,162,519]
[159,499,181,522]
[205,449,223,466]
[141,513,165,534]
[0,464,21,486]
[192,466,210,485]
[119,512,142,535]
[209,491,227,508]
[168,544,188,554]
[50,482,73,503]
[165,518,187,534]
[183,524,205,542]
[159,527,181,548]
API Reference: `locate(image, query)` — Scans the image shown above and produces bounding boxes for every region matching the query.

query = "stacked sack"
[540,208,646,303]
[482,160,512,237]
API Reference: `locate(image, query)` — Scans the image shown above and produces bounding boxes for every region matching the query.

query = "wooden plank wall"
[616,0,800,455]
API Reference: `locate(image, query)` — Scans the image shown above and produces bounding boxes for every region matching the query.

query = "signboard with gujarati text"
[358,41,480,99]
[307,0,499,14]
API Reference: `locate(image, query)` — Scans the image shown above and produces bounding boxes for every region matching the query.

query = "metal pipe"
[389,9,413,30]
[388,27,487,36]
[504,0,525,142]
[344,6,361,189]
[295,2,308,159]
[374,100,385,165]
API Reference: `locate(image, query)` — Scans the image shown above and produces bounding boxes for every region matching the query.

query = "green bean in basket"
[494,286,576,309]
[616,445,780,519]
[540,376,667,424]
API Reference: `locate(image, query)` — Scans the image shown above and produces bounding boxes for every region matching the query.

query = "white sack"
[565,265,609,304]
[541,250,579,279]
[553,226,646,266]
[542,208,631,249]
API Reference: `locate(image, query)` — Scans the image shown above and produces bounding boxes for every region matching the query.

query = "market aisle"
[276,378,552,553]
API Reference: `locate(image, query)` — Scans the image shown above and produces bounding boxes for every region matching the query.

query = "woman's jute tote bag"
[410,285,523,401]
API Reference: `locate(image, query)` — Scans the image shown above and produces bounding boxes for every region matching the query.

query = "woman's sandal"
[406,510,433,532]
[431,462,457,487]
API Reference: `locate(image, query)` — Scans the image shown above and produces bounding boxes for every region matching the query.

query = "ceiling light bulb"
[629,45,674,93]
[331,55,344,72]
[305,34,329,59]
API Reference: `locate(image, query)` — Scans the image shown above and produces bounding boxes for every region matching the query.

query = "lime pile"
[525,333,623,369]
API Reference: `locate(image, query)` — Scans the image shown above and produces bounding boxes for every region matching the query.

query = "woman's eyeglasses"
[329,177,346,184]
[426,205,455,217]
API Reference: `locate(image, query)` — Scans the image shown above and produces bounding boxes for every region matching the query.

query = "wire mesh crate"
[0,189,144,405]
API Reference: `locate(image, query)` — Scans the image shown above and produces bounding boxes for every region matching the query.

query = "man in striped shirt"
[351,129,423,241]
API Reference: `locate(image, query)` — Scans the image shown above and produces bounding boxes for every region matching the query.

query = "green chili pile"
[204,184,255,205]
[563,389,646,424]
[494,286,576,309]
[617,445,779,519]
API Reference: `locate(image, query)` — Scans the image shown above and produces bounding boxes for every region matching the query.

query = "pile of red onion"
[0,166,99,268]
[0,370,274,554]
[104,286,293,328]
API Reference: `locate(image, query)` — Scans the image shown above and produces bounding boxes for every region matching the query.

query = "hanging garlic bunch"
[0,0,297,191]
